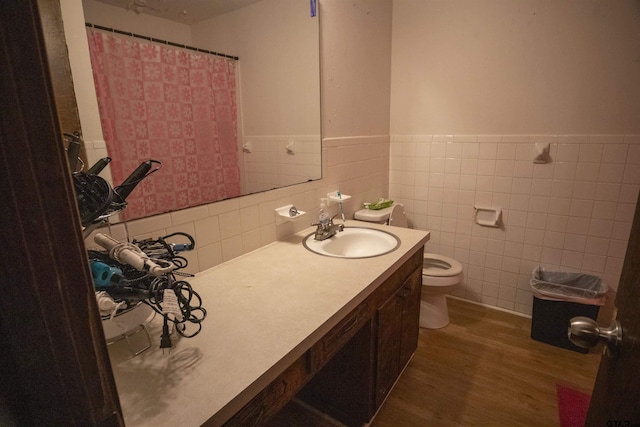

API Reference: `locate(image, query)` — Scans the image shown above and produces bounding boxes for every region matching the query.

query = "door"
[0,1,122,425]
[37,0,87,166]
[586,191,640,426]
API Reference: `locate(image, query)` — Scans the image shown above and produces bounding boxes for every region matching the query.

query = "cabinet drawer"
[308,300,371,372]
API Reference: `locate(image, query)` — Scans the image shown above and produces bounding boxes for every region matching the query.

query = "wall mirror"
[80,0,321,220]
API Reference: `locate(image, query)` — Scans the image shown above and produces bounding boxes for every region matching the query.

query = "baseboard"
[447,295,532,319]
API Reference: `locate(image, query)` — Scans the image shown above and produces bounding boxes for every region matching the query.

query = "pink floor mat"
[557,384,591,427]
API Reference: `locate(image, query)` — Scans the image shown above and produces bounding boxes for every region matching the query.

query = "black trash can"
[529,267,608,353]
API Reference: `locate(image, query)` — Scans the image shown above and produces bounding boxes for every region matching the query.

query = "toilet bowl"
[354,203,464,329]
[420,254,463,329]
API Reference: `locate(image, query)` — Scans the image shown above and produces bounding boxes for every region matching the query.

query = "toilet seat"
[388,204,407,227]
[423,253,463,277]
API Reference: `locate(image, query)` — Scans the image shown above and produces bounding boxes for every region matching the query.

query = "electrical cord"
[88,232,206,347]
[132,233,195,276]
[145,275,206,338]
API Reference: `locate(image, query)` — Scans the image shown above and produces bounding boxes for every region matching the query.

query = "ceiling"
[94,0,263,25]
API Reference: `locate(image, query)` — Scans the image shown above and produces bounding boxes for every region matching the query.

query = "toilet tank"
[355,204,408,227]
[354,206,394,223]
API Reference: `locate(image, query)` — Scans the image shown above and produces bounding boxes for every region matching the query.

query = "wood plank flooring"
[371,297,601,427]
[270,297,602,426]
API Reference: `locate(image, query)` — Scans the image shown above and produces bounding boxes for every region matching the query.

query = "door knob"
[568,316,622,357]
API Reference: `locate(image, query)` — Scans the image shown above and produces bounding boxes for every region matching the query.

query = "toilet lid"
[423,253,463,277]
[389,204,407,227]
[354,206,393,223]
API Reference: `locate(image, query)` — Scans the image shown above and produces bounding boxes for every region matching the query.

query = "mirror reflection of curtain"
[86,28,240,220]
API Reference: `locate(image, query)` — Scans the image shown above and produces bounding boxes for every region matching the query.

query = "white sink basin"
[303,227,400,258]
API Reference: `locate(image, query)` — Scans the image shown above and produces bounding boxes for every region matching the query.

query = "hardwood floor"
[371,297,601,427]
[270,297,602,426]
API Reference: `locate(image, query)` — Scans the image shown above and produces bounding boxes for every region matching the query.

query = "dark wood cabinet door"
[297,321,376,425]
[375,292,404,407]
[399,268,422,367]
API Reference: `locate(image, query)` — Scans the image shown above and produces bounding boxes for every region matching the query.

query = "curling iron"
[114,160,161,200]
[94,233,176,276]
[86,157,112,175]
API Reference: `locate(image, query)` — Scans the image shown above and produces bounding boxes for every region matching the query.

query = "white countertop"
[107,221,429,427]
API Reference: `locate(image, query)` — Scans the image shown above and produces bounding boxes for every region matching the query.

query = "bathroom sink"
[303,227,400,258]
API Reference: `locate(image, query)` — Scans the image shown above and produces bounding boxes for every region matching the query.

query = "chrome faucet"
[312,213,344,241]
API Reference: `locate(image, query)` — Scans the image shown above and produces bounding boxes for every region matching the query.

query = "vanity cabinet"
[103,220,428,427]
[375,269,421,407]
[294,249,423,426]
[223,248,424,426]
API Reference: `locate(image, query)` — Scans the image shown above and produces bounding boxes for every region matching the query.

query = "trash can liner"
[530,266,608,301]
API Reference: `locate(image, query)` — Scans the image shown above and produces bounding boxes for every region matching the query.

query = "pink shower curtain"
[86,28,240,220]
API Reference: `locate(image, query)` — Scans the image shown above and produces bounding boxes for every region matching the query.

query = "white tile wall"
[241,135,322,194]
[85,136,390,275]
[390,134,640,315]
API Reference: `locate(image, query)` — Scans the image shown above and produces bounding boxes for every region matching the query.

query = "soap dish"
[275,205,307,224]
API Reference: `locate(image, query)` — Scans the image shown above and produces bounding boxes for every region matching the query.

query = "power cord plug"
[160,314,172,351]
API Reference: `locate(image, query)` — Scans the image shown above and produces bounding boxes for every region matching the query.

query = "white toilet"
[419,253,463,328]
[354,203,464,329]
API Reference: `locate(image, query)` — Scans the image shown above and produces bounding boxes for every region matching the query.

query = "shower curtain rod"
[85,22,239,61]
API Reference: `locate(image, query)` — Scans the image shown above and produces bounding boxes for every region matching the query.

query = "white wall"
[63,0,640,317]
[389,0,640,315]
[60,0,103,144]
[191,0,320,137]
[391,134,639,314]
[318,0,393,215]
[62,0,392,273]
[82,0,192,45]
[322,0,393,138]
[190,0,322,193]
[390,0,640,135]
